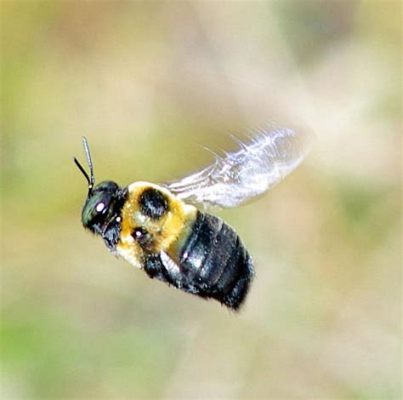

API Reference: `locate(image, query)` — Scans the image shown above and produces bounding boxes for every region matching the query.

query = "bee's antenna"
[73,136,95,193]
[82,137,95,189]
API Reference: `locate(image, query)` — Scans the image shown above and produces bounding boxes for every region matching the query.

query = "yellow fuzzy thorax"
[116,182,197,268]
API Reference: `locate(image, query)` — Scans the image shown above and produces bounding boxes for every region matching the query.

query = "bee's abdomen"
[179,212,254,310]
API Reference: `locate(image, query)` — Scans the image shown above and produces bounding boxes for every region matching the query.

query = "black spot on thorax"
[139,187,168,219]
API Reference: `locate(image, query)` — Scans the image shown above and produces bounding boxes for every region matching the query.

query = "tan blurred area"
[1,1,401,399]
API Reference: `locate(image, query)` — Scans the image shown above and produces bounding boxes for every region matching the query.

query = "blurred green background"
[1,1,401,399]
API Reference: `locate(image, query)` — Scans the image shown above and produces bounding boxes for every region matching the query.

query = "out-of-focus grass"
[1,1,401,399]
[2,306,181,398]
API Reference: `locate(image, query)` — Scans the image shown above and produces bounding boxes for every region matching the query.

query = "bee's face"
[82,181,125,235]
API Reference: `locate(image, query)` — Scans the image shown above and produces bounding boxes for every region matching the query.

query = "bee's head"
[74,138,126,236]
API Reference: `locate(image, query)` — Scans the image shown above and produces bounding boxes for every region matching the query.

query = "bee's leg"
[144,253,178,287]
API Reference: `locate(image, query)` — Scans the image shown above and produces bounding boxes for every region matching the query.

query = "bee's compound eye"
[96,202,105,213]
[139,187,168,219]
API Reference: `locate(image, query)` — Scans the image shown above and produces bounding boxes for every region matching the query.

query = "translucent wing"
[166,127,311,210]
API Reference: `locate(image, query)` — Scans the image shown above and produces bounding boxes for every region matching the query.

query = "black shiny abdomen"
[144,212,254,310]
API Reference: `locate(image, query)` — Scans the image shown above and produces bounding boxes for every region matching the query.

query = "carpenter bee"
[74,128,310,310]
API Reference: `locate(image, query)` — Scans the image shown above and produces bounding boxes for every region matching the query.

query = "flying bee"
[74,128,310,310]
